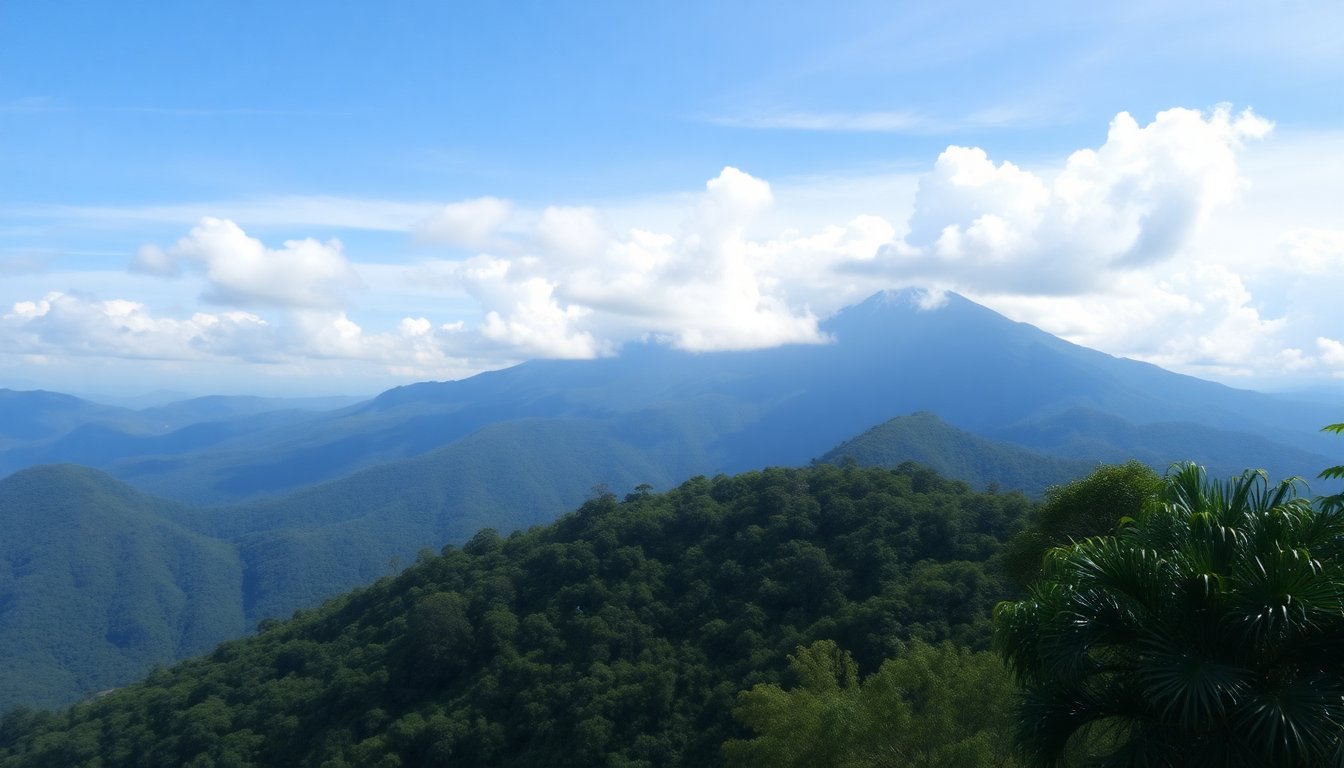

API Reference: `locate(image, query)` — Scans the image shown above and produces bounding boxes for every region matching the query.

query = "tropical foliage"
[995,463,1344,767]
[1321,423,1344,481]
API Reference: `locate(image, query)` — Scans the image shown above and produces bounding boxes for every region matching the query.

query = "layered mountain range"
[1,289,1336,708]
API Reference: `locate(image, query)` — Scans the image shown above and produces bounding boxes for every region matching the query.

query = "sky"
[3,1,1344,398]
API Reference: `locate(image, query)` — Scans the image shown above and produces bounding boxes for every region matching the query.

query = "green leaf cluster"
[995,463,1344,767]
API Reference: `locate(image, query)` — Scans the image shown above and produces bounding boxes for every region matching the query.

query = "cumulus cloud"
[878,105,1273,293]
[14,105,1340,391]
[448,255,605,359]
[411,167,860,356]
[135,217,360,309]
[398,110,1280,368]
[1319,337,1344,369]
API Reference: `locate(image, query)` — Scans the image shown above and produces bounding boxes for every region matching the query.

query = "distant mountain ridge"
[6,290,1330,504]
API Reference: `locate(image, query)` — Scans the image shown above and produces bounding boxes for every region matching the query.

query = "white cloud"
[1,291,481,384]
[1319,337,1344,368]
[1276,228,1344,275]
[10,107,1344,393]
[11,196,440,232]
[705,108,1036,133]
[2,291,276,361]
[136,217,360,309]
[406,166,848,356]
[415,196,514,249]
[967,261,1297,381]
[536,206,607,260]
[880,105,1273,293]
[535,167,842,352]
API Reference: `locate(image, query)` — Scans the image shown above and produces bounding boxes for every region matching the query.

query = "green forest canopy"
[0,463,1032,768]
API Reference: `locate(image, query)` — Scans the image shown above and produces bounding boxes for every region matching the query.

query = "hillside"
[1,288,1338,711]
[0,391,139,452]
[0,466,245,710]
[0,464,1031,767]
[816,412,1095,496]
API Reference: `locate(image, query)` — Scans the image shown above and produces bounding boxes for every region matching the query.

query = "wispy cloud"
[4,197,443,233]
[704,107,1039,133]
[0,96,69,114]
[111,106,347,118]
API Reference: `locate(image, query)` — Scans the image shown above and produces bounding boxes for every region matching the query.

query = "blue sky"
[4,2,1344,396]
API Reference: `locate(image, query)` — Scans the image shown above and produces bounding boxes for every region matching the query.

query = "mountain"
[5,290,1325,507]
[989,407,1338,484]
[816,411,1095,496]
[2,289,1338,709]
[0,466,245,710]
[0,390,139,450]
[0,392,351,480]
[0,464,1031,766]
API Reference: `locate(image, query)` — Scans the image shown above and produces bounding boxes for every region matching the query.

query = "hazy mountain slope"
[708,292,1335,472]
[69,290,1334,506]
[816,412,1095,496]
[989,407,1340,487]
[0,466,245,710]
[0,393,350,481]
[0,390,138,452]
[135,394,365,424]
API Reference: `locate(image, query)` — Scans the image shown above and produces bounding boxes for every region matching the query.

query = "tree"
[1001,462,1161,585]
[994,463,1344,767]
[724,640,1019,768]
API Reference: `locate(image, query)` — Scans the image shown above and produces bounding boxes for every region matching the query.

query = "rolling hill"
[815,412,1096,496]
[0,465,245,710]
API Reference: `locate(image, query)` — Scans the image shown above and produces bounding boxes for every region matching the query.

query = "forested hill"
[0,464,1032,768]
[817,411,1095,496]
[0,465,245,710]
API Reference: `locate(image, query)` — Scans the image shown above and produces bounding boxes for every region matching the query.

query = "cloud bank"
[6,105,1342,391]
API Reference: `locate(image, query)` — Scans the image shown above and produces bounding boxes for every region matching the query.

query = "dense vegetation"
[0,466,245,710]
[0,463,1032,767]
[3,290,1337,715]
[996,464,1344,766]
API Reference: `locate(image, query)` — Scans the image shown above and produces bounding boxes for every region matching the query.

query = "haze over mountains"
[1,289,1338,708]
